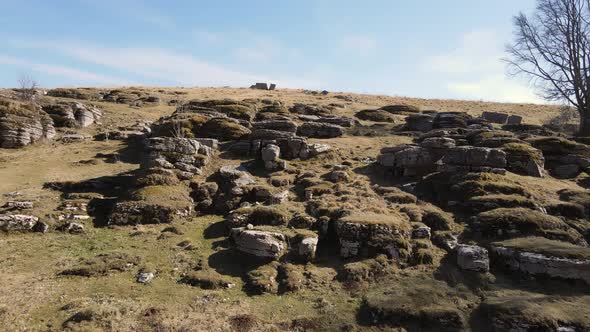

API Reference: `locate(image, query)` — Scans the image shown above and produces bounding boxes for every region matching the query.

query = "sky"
[0,0,543,103]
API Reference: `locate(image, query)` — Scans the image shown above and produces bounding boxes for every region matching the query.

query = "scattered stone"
[4,201,33,209]
[136,272,155,284]
[0,214,39,232]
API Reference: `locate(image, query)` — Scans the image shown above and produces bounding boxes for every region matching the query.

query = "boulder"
[297,122,345,138]
[482,111,509,124]
[457,245,490,272]
[230,228,287,259]
[313,116,356,128]
[298,236,319,261]
[506,115,523,125]
[251,83,269,90]
[261,144,280,162]
[406,114,434,132]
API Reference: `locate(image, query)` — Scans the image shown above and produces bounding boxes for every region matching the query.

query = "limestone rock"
[298,236,319,261]
[230,228,287,259]
[261,144,280,162]
[457,245,490,272]
[492,245,590,284]
[0,214,40,232]
[297,122,345,138]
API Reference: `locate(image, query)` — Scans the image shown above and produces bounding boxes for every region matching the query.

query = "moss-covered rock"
[474,208,586,245]
[355,109,396,123]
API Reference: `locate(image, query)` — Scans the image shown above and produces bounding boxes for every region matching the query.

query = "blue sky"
[0,0,542,102]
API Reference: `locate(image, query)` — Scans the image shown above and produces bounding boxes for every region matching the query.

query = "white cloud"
[0,55,133,86]
[423,30,543,103]
[8,41,320,88]
[338,34,378,56]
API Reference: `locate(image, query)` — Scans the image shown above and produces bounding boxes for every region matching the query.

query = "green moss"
[130,185,192,209]
[231,206,291,227]
[60,252,140,277]
[559,190,590,217]
[475,208,582,244]
[212,104,255,121]
[363,273,475,331]
[47,88,99,100]
[416,172,531,205]
[481,293,590,331]
[379,104,421,114]
[200,118,251,141]
[246,262,279,294]
[466,194,538,212]
[339,212,410,230]
[179,269,233,289]
[340,255,390,282]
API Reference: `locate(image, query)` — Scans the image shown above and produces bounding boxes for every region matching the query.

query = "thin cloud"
[8,41,320,88]
[0,55,134,86]
[423,29,542,103]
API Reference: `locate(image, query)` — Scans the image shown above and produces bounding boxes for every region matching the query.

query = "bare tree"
[506,0,590,135]
[17,74,39,102]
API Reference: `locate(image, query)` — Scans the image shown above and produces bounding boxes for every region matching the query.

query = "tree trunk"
[579,107,590,136]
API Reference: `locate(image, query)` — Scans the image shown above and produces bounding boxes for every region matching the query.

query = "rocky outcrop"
[230,227,287,259]
[42,102,102,128]
[457,245,490,272]
[335,213,410,259]
[145,137,213,179]
[0,99,56,148]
